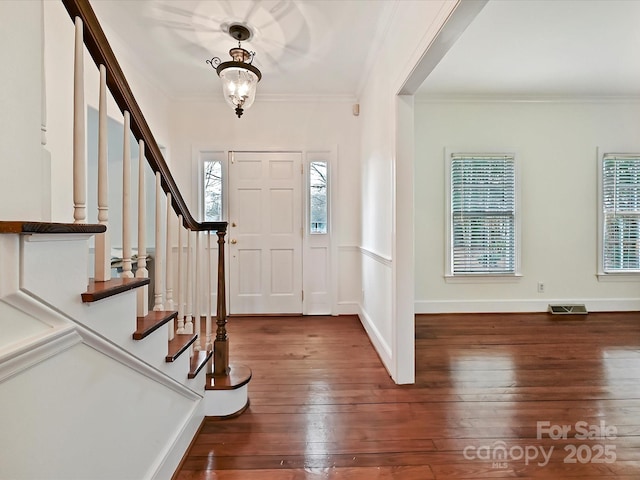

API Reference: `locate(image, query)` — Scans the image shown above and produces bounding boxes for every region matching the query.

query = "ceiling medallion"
[207,24,262,118]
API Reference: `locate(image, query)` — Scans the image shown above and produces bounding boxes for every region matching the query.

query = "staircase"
[0,1,250,478]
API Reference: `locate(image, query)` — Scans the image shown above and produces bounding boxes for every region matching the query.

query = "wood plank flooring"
[174,312,640,479]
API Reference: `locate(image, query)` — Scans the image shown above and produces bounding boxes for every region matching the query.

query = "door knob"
[230,239,237,244]
[231,222,237,227]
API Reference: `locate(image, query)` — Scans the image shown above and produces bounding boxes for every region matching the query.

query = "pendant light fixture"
[207,24,262,118]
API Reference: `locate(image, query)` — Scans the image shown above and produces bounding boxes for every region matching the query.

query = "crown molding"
[415,94,640,104]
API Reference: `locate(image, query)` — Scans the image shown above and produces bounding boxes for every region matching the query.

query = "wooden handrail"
[61,0,225,234]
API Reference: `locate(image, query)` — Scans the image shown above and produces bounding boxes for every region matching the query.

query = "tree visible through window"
[310,161,327,234]
[204,160,222,222]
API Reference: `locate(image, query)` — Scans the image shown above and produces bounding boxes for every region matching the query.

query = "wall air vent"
[548,304,588,315]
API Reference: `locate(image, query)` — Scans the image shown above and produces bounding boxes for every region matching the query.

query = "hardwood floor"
[174,312,640,479]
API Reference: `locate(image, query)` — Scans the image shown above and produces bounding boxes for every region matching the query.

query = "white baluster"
[121,112,133,278]
[184,230,194,334]
[176,215,185,333]
[73,17,86,224]
[165,193,175,311]
[153,172,164,311]
[136,140,149,317]
[166,193,175,341]
[94,65,110,281]
[194,231,201,351]
[206,231,212,351]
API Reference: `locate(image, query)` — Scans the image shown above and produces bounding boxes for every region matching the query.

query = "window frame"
[597,149,640,280]
[444,150,522,281]
[308,160,329,235]
[200,151,226,223]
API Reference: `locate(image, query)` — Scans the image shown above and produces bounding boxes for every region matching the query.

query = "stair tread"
[188,350,213,379]
[82,277,150,303]
[166,334,198,362]
[0,221,106,235]
[205,364,252,391]
[133,311,177,340]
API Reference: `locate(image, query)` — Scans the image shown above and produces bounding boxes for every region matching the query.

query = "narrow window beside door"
[204,159,223,222]
[309,161,328,234]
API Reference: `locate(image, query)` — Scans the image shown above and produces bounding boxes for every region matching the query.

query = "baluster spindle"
[121,112,133,278]
[184,230,193,334]
[94,64,110,281]
[153,172,164,311]
[136,140,148,317]
[194,231,201,351]
[206,231,213,351]
[166,193,175,341]
[73,17,86,224]
[176,216,185,333]
[165,193,175,311]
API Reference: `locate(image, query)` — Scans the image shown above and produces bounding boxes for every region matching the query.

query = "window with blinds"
[602,155,640,273]
[449,154,517,275]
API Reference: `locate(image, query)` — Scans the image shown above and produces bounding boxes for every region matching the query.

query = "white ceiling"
[90,0,640,102]
[90,0,394,101]
[419,0,640,98]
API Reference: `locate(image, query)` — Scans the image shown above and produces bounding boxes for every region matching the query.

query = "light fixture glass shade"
[207,25,262,118]
[219,66,259,112]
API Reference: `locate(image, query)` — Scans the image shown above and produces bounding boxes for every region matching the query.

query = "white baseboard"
[335,301,359,315]
[357,304,393,376]
[415,298,640,314]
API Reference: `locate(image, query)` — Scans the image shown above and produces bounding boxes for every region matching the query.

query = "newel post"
[214,227,229,376]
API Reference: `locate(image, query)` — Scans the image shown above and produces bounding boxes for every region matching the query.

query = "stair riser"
[203,386,249,417]
[21,236,94,319]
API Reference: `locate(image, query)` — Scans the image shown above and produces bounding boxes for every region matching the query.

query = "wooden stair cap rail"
[206,364,252,391]
[82,277,150,303]
[189,350,213,379]
[166,334,198,362]
[133,311,178,341]
[0,221,106,235]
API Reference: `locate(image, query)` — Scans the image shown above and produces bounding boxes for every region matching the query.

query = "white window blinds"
[602,155,640,272]
[450,155,516,274]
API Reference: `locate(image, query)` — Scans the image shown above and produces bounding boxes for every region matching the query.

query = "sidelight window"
[309,161,328,234]
[203,159,223,222]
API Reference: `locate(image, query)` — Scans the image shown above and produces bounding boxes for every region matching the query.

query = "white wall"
[169,99,362,310]
[415,100,640,312]
[357,0,457,383]
[0,1,46,221]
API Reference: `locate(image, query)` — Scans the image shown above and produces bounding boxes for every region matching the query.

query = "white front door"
[228,151,303,314]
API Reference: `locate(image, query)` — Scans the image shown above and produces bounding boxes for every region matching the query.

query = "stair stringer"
[0,233,206,478]
[0,310,204,480]
[18,232,200,386]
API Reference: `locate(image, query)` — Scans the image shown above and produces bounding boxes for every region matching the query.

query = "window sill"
[597,273,640,282]
[445,274,523,284]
